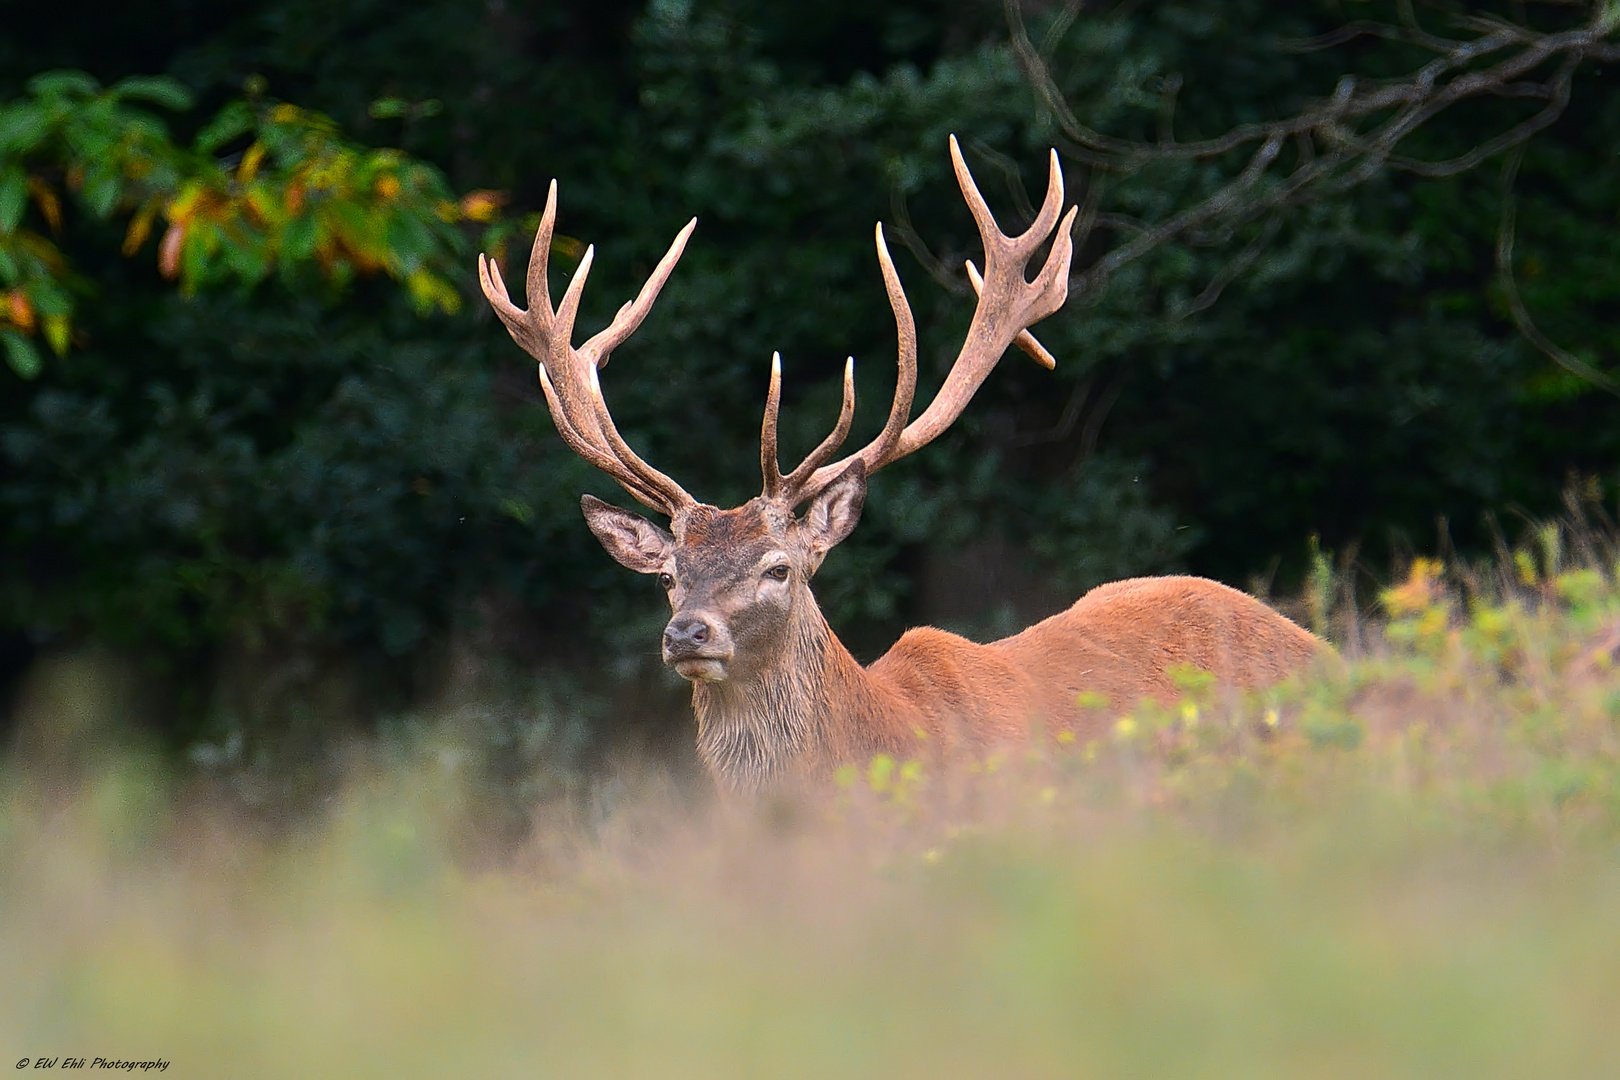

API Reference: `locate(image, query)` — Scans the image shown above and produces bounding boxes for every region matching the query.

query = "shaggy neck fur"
[690,593,897,794]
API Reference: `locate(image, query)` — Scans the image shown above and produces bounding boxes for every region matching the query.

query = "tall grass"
[4,524,1620,1078]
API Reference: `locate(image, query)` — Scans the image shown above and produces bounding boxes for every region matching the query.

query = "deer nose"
[664,614,714,656]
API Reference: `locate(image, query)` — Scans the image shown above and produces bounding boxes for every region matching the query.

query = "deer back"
[992,575,1322,731]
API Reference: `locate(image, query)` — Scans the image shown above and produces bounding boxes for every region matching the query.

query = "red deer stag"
[479,137,1323,794]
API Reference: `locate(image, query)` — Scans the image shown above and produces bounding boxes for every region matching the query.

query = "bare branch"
[1006,0,1619,327]
[1172,214,1285,320]
[1008,0,1612,174]
[1494,144,1620,397]
[886,186,969,295]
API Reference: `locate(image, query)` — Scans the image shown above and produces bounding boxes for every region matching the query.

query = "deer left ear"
[581,494,675,574]
[802,460,866,558]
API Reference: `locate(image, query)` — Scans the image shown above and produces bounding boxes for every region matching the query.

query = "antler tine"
[767,224,916,505]
[526,180,560,323]
[584,361,696,513]
[554,243,596,350]
[479,180,696,517]
[780,357,856,491]
[581,217,697,369]
[761,352,784,498]
[1024,147,1067,249]
[966,260,1057,370]
[851,223,918,471]
[792,137,1074,505]
[539,366,667,511]
[478,254,533,348]
[951,137,1064,258]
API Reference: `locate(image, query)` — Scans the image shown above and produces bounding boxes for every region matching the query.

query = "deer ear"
[581,495,674,574]
[802,460,866,556]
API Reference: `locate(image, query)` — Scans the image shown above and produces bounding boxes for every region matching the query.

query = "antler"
[478,180,698,517]
[763,134,1077,507]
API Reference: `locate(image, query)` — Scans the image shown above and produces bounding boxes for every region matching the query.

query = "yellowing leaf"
[238,143,266,183]
[158,222,185,279]
[167,182,207,226]
[242,188,278,226]
[27,177,62,235]
[122,202,157,256]
[42,314,70,356]
[5,290,35,333]
[458,189,507,223]
[404,270,461,315]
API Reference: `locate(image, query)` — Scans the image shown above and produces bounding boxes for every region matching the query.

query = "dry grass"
[4,527,1620,1078]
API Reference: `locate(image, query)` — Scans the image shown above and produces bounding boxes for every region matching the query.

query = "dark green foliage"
[3,0,1618,755]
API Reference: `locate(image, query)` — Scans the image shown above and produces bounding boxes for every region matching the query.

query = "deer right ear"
[802,460,866,556]
[581,495,674,574]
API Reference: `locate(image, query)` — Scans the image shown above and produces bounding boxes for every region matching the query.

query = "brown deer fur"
[583,470,1324,794]
[481,137,1326,795]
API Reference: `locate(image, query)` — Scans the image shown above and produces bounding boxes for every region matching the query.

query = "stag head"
[581,463,865,683]
[478,136,1075,687]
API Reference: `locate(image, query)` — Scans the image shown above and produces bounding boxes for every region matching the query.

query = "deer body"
[701,575,1320,793]
[584,495,1321,793]
[480,138,1324,794]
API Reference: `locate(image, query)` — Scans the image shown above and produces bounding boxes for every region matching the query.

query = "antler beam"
[766,135,1076,508]
[485,137,1075,518]
[478,181,698,517]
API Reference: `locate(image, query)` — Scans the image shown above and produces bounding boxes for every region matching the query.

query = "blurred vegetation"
[2,0,1619,761]
[4,524,1620,1076]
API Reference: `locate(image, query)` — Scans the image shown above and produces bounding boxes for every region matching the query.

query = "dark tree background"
[2,0,1616,773]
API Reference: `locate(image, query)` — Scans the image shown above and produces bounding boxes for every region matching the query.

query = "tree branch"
[1006,0,1620,396]
[1494,144,1620,396]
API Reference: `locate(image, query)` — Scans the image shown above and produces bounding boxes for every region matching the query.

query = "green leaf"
[281,215,319,263]
[0,169,26,234]
[110,75,194,112]
[2,328,42,379]
[81,172,121,219]
[28,279,71,318]
[368,97,408,120]
[220,236,271,284]
[384,214,434,275]
[25,70,100,99]
[195,101,254,154]
[499,498,535,525]
[0,104,49,155]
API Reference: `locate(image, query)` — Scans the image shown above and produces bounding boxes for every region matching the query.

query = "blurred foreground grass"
[4,526,1620,1078]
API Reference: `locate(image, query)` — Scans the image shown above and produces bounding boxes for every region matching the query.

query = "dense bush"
[3,1,1618,755]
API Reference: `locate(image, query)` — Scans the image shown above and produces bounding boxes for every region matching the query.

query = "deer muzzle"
[663,612,735,682]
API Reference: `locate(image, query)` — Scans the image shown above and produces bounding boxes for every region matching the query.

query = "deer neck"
[690,593,914,793]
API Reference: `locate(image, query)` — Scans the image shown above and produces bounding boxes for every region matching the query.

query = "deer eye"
[657,573,674,590]
[766,564,791,582]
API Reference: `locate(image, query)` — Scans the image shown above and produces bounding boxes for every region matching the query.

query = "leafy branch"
[0,71,515,379]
